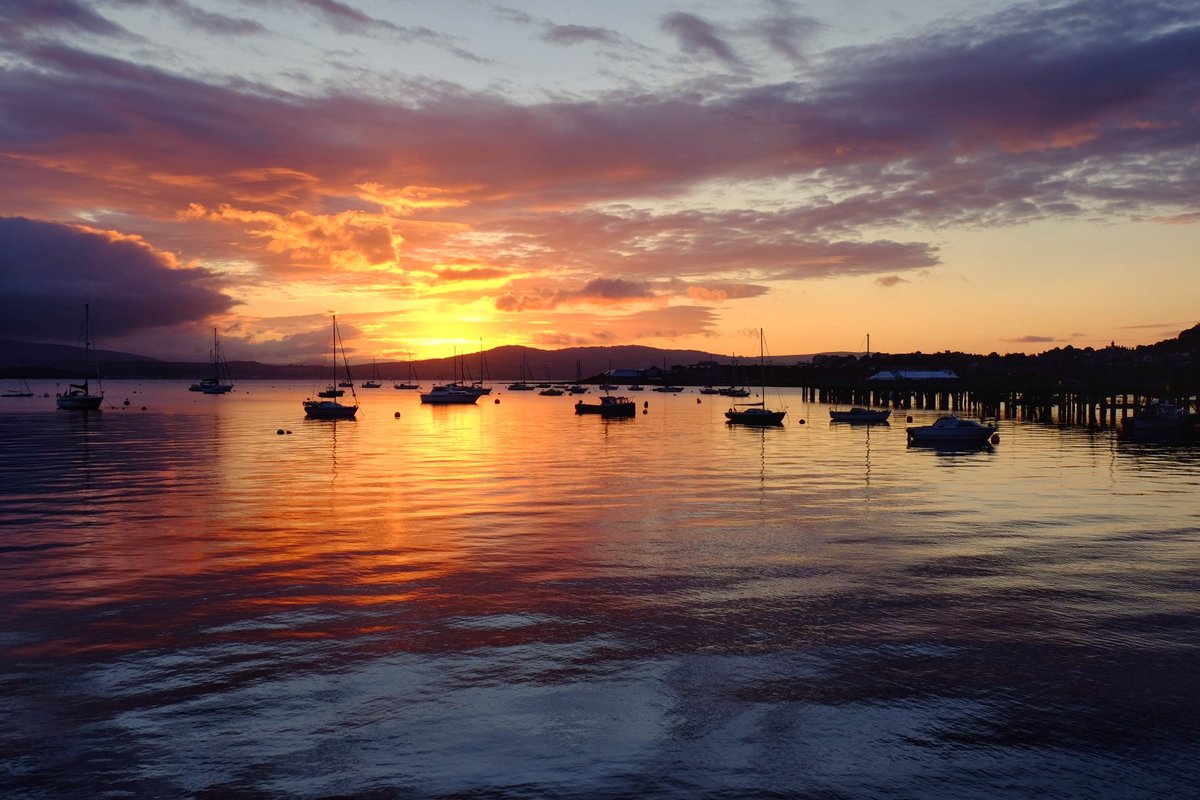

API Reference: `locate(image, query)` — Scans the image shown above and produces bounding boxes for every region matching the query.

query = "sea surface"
[1,380,1198,799]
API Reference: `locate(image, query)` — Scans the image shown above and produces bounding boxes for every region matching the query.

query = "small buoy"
[123,398,130,406]
[141,406,147,411]
[990,433,1000,444]
[394,411,401,418]
[276,428,285,435]
[642,408,648,414]
[906,415,913,423]
[643,401,649,408]
[798,418,805,425]
[494,398,500,404]
[696,398,701,404]
[286,430,292,435]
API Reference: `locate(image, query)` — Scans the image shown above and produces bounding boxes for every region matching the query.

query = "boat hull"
[906,416,997,445]
[420,388,479,404]
[725,409,786,426]
[56,394,103,410]
[830,408,891,423]
[575,398,636,418]
[303,400,358,419]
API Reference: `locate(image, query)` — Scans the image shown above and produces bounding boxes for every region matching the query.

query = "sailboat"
[724,329,786,426]
[362,358,383,389]
[568,361,588,394]
[2,377,34,398]
[468,341,492,395]
[56,304,104,410]
[189,328,234,393]
[303,316,358,420]
[394,352,420,390]
[508,349,535,391]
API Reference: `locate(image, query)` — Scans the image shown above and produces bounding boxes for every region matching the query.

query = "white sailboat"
[725,329,786,426]
[303,316,358,419]
[56,304,104,410]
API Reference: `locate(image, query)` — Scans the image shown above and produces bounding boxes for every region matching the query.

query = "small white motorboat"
[906,415,997,445]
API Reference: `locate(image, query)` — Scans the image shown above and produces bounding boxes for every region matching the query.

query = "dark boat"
[575,395,636,418]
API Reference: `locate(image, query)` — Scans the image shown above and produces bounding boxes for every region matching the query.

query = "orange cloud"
[181,202,403,271]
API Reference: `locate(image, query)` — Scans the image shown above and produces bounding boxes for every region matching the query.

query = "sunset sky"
[1,0,1197,364]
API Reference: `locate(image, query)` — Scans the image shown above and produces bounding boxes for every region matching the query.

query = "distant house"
[867,369,959,381]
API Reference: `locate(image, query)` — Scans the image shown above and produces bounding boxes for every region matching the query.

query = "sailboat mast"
[759,328,765,396]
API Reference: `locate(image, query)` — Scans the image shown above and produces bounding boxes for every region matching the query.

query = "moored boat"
[303,315,358,420]
[725,329,786,426]
[906,415,997,445]
[575,395,636,418]
[420,385,479,405]
[1122,401,1188,433]
[830,407,891,423]
[56,304,104,411]
[188,328,234,394]
[362,358,383,388]
[2,378,34,398]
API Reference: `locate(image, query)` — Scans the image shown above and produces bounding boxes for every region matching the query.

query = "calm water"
[2,381,1198,799]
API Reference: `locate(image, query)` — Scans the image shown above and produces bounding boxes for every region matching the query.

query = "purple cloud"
[0,217,235,341]
[542,24,622,47]
[661,12,742,66]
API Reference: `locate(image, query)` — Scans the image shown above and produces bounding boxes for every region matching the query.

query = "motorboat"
[420,385,479,405]
[653,385,684,393]
[1122,401,1189,433]
[575,395,636,418]
[830,407,891,423]
[906,415,997,445]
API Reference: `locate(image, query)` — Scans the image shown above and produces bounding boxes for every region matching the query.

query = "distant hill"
[0,339,816,381]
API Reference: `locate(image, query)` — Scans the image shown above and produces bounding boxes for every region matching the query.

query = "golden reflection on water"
[3,382,1200,796]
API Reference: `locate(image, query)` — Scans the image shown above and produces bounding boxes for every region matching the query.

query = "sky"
[0,0,1197,364]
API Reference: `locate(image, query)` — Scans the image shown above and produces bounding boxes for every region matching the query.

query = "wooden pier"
[797,377,1199,429]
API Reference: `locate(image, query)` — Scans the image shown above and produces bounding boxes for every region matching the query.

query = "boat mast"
[759,328,765,401]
